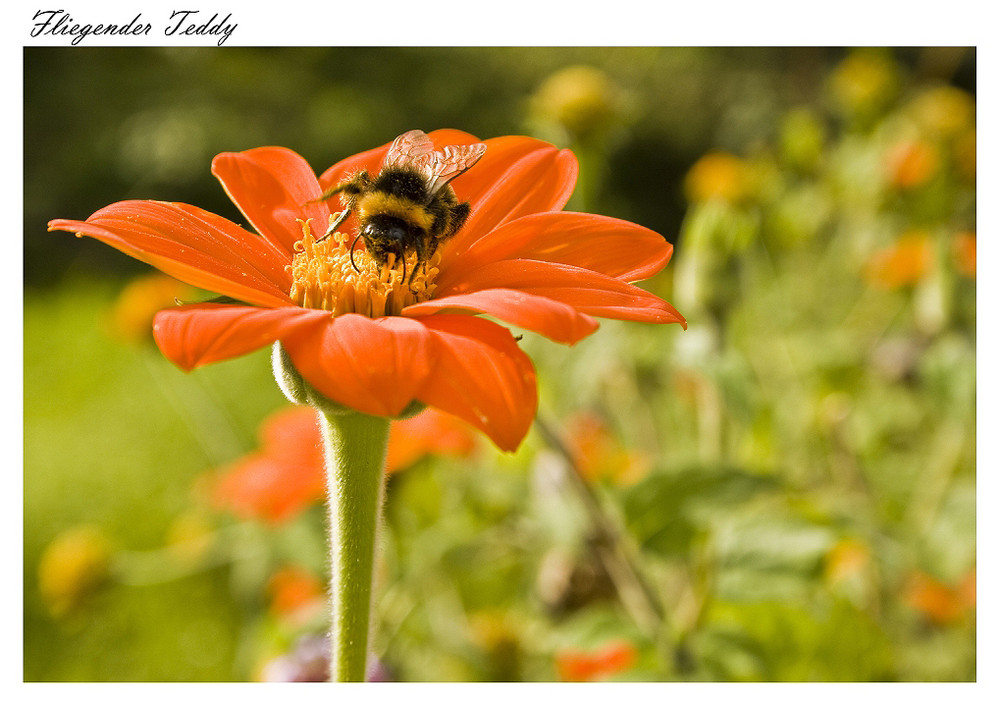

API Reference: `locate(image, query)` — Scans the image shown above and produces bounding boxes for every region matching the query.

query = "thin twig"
[534,416,673,643]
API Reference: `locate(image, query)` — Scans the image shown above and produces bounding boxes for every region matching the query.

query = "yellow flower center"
[288,217,440,317]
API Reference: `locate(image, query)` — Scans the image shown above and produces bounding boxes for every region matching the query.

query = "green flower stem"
[316,408,391,682]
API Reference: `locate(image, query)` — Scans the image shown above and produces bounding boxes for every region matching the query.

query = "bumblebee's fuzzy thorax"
[356,191,435,233]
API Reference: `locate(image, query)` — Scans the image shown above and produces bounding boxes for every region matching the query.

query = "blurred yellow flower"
[865,231,933,289]
[829,49,901,120]
[684,151,750,204]
[531,65,618,140]
[824,538,870,586]
[468,610,522,680]
[38,525,112,618]
[107,272,196,344]
[164,511,216,566]
[908,85,975,139]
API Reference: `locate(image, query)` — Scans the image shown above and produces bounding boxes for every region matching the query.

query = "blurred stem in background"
[535,418,673,655]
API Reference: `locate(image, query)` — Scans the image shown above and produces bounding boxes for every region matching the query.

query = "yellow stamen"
[288,217,439,317]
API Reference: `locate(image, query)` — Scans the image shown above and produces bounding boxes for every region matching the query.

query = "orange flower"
[564,412,649,484]
[864,231,933,289]
[268,564,325,623]
[211,405,480,523]
[903,569,976,625]
[886,139,940,190]
[952,231,976,278]
[386,406,478,472]
[211,406,325,524]
[49,130,685,451]
[555,641,637,681]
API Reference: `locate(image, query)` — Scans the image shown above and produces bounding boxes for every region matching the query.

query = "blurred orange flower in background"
[555,640,637,682]
[385,407,478,472]
[903,569,976,626]
[564,412,650,485]
[267,564,325,625]
[952,231,976,278]
[209,406,479,524]
[886,139,940,190]
[864,231,933,289]
[211,406,325,524]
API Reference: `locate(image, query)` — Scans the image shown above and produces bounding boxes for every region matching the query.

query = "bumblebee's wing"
[418,143,488,198]
[383,130,436,169]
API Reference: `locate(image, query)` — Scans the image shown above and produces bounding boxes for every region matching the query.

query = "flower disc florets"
[288,217,440,317]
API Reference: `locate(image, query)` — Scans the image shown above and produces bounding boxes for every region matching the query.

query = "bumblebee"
[318,130,487,280]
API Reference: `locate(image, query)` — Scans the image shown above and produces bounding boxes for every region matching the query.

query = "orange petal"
[317,143,387,194]
[450,135,568,205]
[427,128,483,146]
[281,313,436,418]
[438,259,686,327]
[446,146,579,264]
[48,201,293,308]
[438,211,673,290]
[212,147,332,256]
[415,315,537,452]
[404,288,599,344]
[153,303,331,371]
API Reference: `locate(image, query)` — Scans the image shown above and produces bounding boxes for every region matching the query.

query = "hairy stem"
[316,408,391,682]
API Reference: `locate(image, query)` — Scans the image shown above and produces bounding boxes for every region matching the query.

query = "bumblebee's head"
[361,213,426,255]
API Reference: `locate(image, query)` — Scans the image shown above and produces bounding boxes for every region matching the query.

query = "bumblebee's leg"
[348,232,364,273]
[405,240,426,286]
[449,202,472,234]
[318,208,352,243]
[311,170,371,204]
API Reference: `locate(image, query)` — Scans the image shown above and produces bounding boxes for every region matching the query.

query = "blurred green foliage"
[24,47,975,681]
